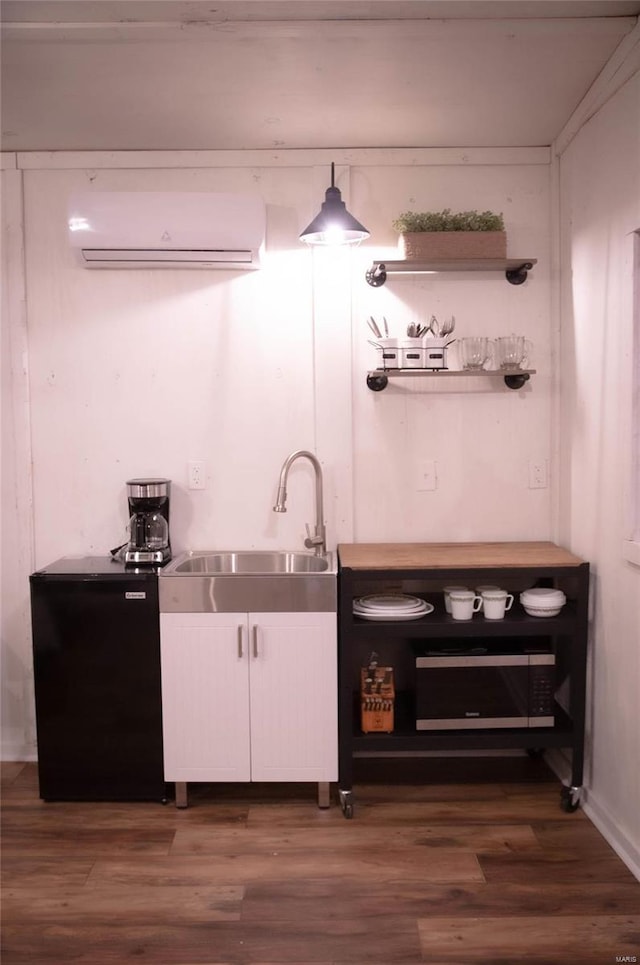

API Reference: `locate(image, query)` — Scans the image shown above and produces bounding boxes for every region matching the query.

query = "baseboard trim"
[545,748,640,883]
[582,791,640,883]
[1,741,37,762]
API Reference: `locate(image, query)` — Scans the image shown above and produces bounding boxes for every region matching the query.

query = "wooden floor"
[2,759,639,964]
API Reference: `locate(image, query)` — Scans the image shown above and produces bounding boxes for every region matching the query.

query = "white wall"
[1,157,35,761]
[1,147,553,761]
[351,158,551,541]
[557,71,640,876]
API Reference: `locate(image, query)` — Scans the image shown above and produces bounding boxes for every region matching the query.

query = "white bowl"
[520,588,566,607]
[522,604,563,618]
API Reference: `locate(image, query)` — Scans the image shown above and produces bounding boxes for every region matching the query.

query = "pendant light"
[299,162,370,246]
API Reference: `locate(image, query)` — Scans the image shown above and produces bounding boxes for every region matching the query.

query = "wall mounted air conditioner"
[68,191,266,269]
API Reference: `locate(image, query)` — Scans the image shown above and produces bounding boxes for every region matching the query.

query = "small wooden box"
[360,667,395,733]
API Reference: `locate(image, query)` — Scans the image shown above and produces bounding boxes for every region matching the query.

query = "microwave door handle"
[416,654,530,668]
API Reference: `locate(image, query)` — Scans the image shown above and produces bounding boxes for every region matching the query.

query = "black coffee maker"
[124,478,171,566]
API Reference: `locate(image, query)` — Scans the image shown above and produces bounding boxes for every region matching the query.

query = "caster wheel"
[339,790,354,819]
[560,786,581,813]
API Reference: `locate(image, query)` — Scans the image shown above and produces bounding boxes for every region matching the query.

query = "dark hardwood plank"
[2,882,243,923]
[479,849,639,885]
[0,824,175,857]
[417,914,640,963]
[531,818,622,854]
[349,781,511,803]
[1,856,94,889]
[171,823,538,855]
[266,796,587,825]
[86,849,485,886]
[1,918,423,963]
[0,761,27,784]
[242,877,640,921]
[0,799,249,830]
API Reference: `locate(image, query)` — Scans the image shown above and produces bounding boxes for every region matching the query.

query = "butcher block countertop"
[337,541,585,571]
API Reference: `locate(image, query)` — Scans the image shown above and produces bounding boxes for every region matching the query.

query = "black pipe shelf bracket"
[365,258,537,287]
[366,369,535,392]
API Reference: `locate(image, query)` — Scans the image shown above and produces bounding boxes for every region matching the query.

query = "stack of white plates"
[353,593,434,622]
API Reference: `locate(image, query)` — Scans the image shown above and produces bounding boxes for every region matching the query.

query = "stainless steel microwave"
[415,648,556,730]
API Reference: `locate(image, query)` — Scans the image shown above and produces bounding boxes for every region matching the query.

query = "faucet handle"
[304,524,321,547]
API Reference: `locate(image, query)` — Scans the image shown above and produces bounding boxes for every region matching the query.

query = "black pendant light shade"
[299,163,370,246]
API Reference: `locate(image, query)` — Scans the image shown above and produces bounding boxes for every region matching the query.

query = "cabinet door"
[249,612,337,782]
[160,613,251,782]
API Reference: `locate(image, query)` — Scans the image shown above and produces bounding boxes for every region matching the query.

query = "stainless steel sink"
[159,550,336,613]
[170,550,331,575]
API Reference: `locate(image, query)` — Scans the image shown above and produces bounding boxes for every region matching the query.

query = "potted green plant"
[392,208,506,260]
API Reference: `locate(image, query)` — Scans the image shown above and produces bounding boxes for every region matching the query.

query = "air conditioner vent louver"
[68,192,265,270]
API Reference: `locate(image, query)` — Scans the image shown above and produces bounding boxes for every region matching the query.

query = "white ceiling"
[1,0,638,151]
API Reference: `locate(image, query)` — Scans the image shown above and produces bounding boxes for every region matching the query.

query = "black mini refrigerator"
[30,557,166,801]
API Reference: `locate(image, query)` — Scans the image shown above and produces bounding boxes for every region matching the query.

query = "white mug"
[443,585,468,614]
[481,589,514,620]
[449,590,483,621]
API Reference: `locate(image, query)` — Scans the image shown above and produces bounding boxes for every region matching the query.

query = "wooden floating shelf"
[365,258,537,287]
[366,368,536,392]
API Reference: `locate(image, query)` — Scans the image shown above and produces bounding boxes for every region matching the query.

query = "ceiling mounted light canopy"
[299,162,370,247]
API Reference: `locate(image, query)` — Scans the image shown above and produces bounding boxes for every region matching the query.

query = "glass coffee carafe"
[129,511,169,555]
[124,478,171,565]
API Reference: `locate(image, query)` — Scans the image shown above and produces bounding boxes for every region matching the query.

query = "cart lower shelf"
[339,698,582,817]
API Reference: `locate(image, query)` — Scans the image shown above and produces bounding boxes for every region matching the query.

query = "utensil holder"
[423,337,449,370]
[399,339,425,369]
[376,337,400,369]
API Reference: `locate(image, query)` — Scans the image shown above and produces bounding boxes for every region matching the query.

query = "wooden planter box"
[399,230,507,261]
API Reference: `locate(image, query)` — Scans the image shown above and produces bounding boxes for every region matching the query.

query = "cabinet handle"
[252,624,259,658]
[237,624,243,658]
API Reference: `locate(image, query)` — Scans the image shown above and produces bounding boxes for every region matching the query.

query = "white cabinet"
[160,611,338,785]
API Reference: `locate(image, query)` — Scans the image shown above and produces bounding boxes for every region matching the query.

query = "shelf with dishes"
[350,606,576,637]
[350,589,573,635]
[366,366,536,391]
[365,258,537,287]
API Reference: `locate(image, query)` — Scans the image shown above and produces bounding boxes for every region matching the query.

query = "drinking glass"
[495,335,533,369]
[459,337,492,370]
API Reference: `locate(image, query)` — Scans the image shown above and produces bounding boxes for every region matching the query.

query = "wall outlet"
[416,459,437,491]
[528,460,548,489]
[188,460,206,490]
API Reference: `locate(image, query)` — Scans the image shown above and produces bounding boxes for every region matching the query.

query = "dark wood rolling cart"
[337,541,589,818]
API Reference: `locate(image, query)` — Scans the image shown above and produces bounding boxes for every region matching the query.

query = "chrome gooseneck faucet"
[273,450,327,556]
